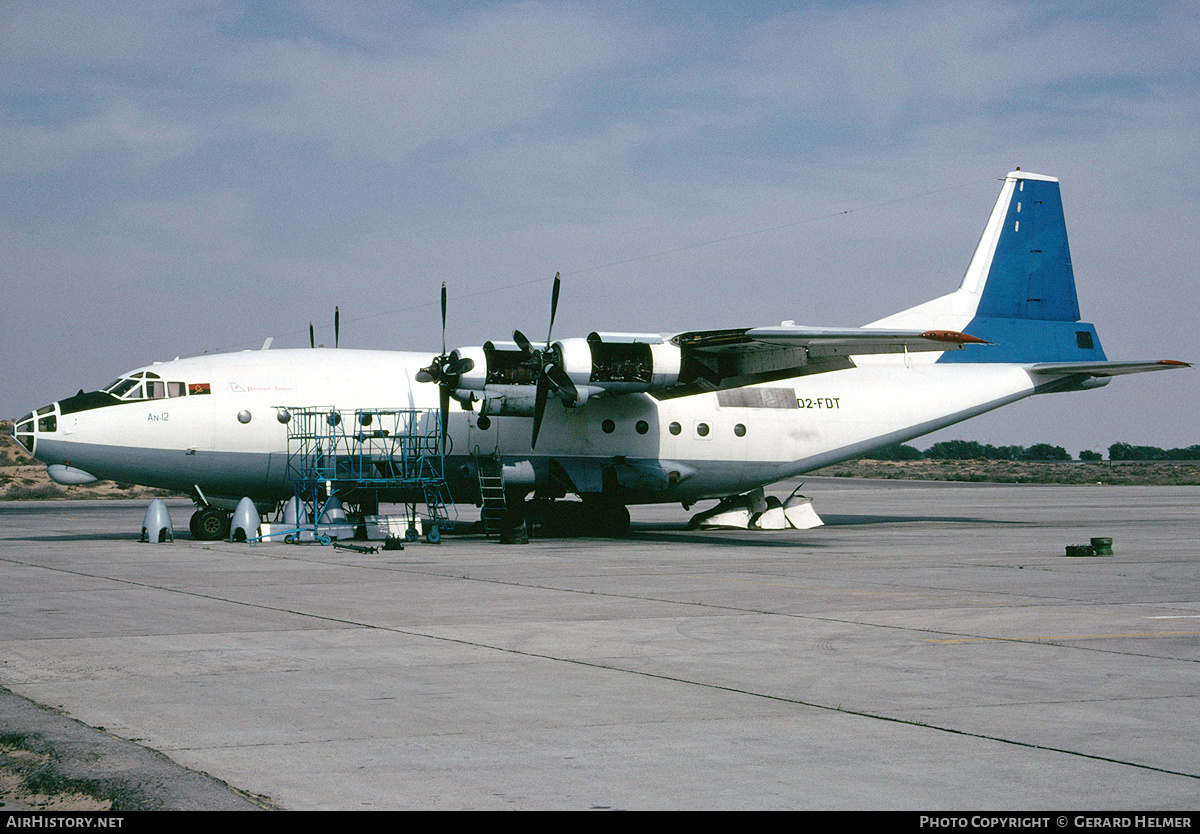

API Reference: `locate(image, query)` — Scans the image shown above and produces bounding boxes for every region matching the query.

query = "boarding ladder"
[474,451,507,536]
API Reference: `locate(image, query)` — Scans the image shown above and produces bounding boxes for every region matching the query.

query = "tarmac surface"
[1,479,1198,810]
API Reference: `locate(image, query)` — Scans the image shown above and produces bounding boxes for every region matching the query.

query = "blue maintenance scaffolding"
[281,406,454,543]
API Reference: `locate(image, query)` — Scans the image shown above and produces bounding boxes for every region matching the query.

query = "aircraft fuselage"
[18,346,1041,508]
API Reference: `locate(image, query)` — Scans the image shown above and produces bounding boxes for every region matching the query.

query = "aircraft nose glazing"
[12,403,59,455]
[11,414,33,453]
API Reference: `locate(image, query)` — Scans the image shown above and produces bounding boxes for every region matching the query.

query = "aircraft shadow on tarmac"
[10,532,178,543]
[818,513,1027,526]
[3,511,1025,545]
[610,513,1029,547]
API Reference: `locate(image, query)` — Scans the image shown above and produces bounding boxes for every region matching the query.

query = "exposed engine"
[447,333,681,416]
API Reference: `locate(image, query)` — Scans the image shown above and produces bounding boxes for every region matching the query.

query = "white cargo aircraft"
[12,171,1188,539]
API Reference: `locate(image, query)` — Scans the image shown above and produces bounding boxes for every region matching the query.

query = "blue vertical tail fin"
[967,171,1080,320]
[937,170,1106,364]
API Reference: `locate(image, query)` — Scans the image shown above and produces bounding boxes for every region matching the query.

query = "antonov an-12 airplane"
[12,171,1189,539]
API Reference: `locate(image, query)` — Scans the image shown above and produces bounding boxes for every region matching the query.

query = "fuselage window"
[734,423,747,437]
[167,382,185,398]
[635,420,649,435]
[668,422,682,436]
[601,419,616,434]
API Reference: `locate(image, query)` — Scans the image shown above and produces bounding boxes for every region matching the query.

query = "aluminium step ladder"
[475,452,507,536]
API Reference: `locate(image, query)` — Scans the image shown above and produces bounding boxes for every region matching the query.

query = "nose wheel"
[189,507,231,541]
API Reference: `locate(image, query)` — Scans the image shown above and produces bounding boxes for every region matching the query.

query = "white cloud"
[0,101,200,176]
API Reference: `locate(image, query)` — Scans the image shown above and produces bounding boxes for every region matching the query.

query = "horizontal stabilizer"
[1031,359,1191,377]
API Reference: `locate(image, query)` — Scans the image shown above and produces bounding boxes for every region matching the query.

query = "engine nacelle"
[558,333,681,395]
[447,346,488,391]
[447,333,680,401]
[447,341,540,391]
[443,343,559,416]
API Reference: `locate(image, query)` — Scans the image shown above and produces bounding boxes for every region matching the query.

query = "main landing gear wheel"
[581,501,630,537]
[189,507,230,541]
[600,504,631,537]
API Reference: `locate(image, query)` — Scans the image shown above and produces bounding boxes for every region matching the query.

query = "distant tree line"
[862,441,1200,462]
[1107,443,1200,461]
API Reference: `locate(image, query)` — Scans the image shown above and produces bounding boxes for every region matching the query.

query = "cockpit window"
[105,372,187,401]
[107,378,143,399]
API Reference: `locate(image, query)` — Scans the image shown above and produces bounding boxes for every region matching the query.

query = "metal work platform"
[281,406,453,543]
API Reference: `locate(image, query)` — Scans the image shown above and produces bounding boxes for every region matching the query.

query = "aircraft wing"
[1030,360,1191,377]
[655,325,989,399]
[741,325,989,354]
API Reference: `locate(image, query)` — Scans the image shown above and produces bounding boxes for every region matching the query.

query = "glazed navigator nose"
[11,403,56,456]
[11,402,98,484]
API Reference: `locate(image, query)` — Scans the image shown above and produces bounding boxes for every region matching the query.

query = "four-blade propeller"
[512,273,578,449]
[416,282,475,449]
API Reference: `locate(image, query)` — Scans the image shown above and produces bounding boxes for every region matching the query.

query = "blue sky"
[3,1,1197,454]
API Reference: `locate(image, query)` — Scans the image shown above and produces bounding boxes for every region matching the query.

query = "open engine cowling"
[445,333,680,416]
[559,333,681,395]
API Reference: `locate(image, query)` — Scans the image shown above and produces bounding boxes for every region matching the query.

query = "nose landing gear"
[189,507,230,541]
